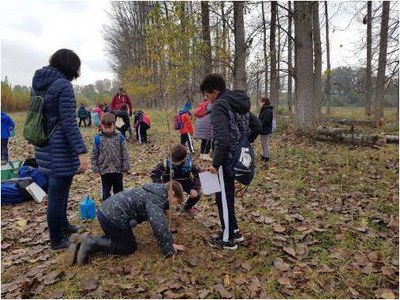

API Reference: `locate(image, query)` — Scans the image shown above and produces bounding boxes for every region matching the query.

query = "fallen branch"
[315,126,386,147]
[322,117,376,127]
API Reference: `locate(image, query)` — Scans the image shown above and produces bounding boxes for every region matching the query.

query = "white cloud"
[0,0,115,87]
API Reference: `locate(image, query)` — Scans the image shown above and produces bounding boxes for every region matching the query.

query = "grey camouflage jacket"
[99,183,174,258]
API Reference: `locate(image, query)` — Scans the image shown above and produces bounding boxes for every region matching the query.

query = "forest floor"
[1,108,399,299]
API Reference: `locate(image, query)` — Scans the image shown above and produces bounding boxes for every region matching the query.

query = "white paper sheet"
[25,182,47,204]
[199,172,221,195]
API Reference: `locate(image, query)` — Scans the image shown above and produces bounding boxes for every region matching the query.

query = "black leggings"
[200,139,211,154]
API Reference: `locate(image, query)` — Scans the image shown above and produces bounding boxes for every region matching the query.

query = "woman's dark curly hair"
[49,48,81,81]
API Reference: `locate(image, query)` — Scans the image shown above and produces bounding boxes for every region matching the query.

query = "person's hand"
[190,189,198,198]
[95,172,100,177]
[173,243,185,252]
[77,154,89,173]
[207,165,218,174]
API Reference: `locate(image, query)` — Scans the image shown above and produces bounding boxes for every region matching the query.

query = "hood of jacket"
[261,104,274,111]
[142,183,169,210]
[220,90,251,114]
[32,66,67,91]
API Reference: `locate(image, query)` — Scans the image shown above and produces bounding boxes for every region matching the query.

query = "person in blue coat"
[31,49,89,250]
[1,112,15,163]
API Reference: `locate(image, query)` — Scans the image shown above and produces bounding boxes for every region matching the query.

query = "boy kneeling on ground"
[66,181,185,265]
[150,144,202,217]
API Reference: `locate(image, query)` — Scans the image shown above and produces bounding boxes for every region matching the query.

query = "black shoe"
[77,236,112,265]
[212,230,245,243]
[64,224,83,236]
[50,238,70,251]
[207,237,238,250]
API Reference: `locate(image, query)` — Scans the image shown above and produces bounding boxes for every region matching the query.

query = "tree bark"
[294,2,316,132]
[233,1,248,90]
[313,2,322,120]
[365,1,372,116]
[315,126,386,147]
[287,1,293,114]
[201,1,212,76]
[374,1,390,123]
[261,1,269,97]
[270,1,279,107]
[324,1,332,115]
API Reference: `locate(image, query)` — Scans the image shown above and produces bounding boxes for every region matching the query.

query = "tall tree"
[270,1,279,107]
[313,2,322,119]
[287,1,293,114]
[294,2,316,131]
[201,1,212,76]
[324,1,332,115]
[233,1,247,90]
[365,1,373,116]
[374,1,390,122]
[261,1,269,97]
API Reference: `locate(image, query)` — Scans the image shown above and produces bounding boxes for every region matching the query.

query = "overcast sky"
[1,0,114,87]
[1,1,366,88]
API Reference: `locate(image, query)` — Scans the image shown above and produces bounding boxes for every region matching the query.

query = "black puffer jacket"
[99,183,174,258]
[211,90,262,169]
[258,104,274,135]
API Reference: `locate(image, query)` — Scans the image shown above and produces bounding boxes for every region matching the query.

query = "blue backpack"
[91,111,101,127]
[94,133,125,150]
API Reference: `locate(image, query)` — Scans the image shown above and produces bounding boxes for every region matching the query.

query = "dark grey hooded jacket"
[210,90,262,169]
[99,183,174,257]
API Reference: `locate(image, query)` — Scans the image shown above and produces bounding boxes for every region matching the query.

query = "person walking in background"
[178,107,195,154]
[32,48,88,251]
[91,113,130,201]
[92,104,104,131]
[258,97,274,167]
[77,104,88,127]
[86,107,92,127]
[110,87,133,115]
[134,110,151,144]
[200,73,261,251]
[1,111,15,164]
[194,97,213,161]
[103,103,110,113]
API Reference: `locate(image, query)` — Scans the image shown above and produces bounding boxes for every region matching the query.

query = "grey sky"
[1,1,374,88]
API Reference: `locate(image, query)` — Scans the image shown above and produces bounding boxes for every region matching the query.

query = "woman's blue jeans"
[47,176,74,244]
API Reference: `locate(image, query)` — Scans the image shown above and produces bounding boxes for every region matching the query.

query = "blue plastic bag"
[80,195,96,220]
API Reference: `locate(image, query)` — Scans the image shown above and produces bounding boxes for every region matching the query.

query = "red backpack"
[142,114,151,127]
[194,100,209,118]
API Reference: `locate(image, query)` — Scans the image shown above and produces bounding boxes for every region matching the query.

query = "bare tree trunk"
[365,1,373,116]
[294,2,316,132]
[270,1,279,108]
[233,1,247,90]
[324,1,332,115]
[221,2,228,80]
[288,1,293,114]
[277,6,281,110]
[202,1,212,76]
[374,1,390,123]
[262,1,269,97]
[313,2,322,119]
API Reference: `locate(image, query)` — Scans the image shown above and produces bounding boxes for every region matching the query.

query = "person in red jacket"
[110,87,133,116]
[178,109,194,153]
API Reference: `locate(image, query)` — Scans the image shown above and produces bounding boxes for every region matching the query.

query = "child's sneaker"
[207,237,238,250]
[211,230,245,243]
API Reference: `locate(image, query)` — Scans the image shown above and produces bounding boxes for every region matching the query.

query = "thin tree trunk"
[277,5,281,111]
[221,2,228,80]
[262,1,269,97]
[313,2,322,120]
[201,1,212,76]
[288,1,293,114]
[294,2,316,132]
[365,1,372,116]
[233,1,247,90]
[270,1,279,108]
[325,1,332,115]
[374,1,390,123]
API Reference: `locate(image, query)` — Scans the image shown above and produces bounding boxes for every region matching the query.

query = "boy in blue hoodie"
[66,181,185,265]
[1,112,15,163]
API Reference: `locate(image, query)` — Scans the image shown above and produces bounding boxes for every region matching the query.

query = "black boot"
[65,234,81,266]
[76,236,112,265]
